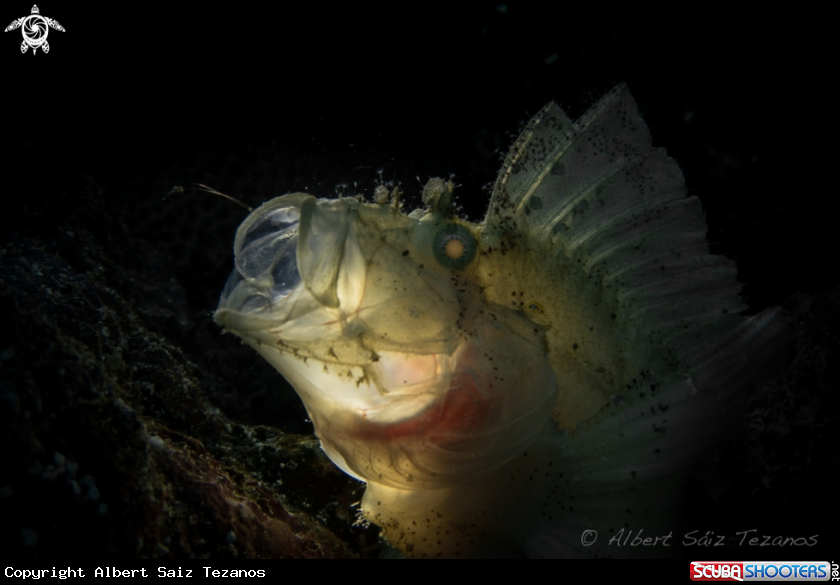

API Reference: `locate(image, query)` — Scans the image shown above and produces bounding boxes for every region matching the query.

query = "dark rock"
[0,153,378,559]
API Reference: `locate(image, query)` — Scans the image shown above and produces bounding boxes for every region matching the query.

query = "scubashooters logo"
[690,561,832,581]
[4,5,65,54]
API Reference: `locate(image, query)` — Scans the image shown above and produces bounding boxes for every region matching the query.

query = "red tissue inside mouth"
[354,372,495,446]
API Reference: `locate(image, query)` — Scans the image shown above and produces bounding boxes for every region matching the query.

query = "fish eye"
[432,223,477,270]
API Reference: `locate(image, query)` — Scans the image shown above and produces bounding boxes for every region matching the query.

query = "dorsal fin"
[486,84,747,372]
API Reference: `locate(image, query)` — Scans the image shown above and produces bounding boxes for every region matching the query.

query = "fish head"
[213,84,793,557]
[214,190,558,490]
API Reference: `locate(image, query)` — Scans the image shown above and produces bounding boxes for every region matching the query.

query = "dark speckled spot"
[528,196,544,211]
[551,222,567,236]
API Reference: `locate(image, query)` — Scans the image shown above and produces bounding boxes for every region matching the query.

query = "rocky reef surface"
[0,145,378,559]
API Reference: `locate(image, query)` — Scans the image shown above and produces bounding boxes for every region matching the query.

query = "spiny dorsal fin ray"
[487,84,747,372]
[488,101,574,219]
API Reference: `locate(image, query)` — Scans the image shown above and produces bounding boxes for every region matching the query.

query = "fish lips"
[216,194,365,317]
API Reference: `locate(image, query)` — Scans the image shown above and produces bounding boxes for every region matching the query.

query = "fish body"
[214,85,790,557]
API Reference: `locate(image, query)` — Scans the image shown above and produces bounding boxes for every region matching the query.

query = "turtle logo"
[5,5,65,54]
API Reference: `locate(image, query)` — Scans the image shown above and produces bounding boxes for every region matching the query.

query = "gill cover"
[215,194,558,490]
